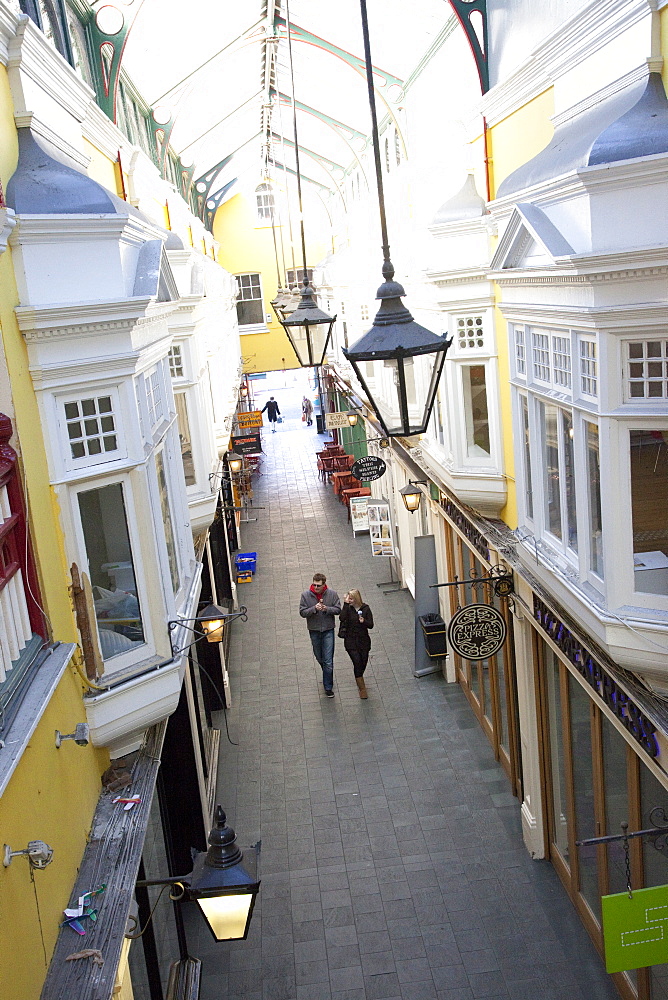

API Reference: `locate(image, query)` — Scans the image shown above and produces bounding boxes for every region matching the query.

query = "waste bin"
[419,613,447,657]
[315,413,325,434]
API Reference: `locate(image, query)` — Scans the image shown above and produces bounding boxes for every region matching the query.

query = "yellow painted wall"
[0,64,108,1000]
[486,88,555,198]
[83,137,122,197]
[661,7,668,93]
[214,193,328,374]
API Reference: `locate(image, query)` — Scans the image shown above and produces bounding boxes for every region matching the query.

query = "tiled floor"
[186,398,621,1000]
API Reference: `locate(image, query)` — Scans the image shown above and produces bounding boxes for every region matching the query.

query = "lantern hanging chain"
[275,90,297,279]
[359,0,391,274]
[285,0,308,282]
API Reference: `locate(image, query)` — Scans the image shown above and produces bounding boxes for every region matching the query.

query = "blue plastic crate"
[235,552,257,574]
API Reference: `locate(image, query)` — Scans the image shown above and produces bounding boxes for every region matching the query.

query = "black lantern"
[188,806,260,941]
[280,279,337,367]
[343,265,451,437]
[400,480,428,513]
[344,0,451,437]
[270,287,293,322]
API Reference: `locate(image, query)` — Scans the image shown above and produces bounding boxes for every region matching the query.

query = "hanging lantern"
[343,264,451,438]
[279,280,336,368]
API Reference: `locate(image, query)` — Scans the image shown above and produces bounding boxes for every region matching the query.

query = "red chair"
[332,454,354,472]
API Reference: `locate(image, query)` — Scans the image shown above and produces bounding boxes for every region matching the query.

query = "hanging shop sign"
[237,410,264,430]
[533,596,659,758]
[231,434,262,455]
[351,456,386,482]
[350,496,369,535]
[447,604,507,660]
[367,500,395,557]
[325,411,353,429]
[602,883,668,973]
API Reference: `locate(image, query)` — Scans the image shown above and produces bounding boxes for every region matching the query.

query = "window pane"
[601,715,629,896]
[641,765,668,997]
[175,393,196,487]
[521,395,533,519]
[236,298,264,327]
[462,365,490,457]
[78,484,145,660]
[546,647,569,861]
[562,411,577,551]
[541,402,562,539]
[631,430,668,595]
[586,423,603,577]
[155,450,180,594]
[570,674,599,921]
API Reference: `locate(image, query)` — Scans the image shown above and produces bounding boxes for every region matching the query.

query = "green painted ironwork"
[447,0,489,94]
[203,178,238,233]
[87,0,146,122]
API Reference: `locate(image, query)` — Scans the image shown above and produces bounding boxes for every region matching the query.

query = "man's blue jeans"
[310,629,335,691]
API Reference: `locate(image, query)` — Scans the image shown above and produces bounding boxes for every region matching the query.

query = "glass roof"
[120,0,454,201]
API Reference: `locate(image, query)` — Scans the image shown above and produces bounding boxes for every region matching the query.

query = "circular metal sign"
[447,604,507,661]
[351,456,387,482]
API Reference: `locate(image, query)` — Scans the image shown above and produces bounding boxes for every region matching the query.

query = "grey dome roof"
[432,173,486,224]
[497,73,668,198]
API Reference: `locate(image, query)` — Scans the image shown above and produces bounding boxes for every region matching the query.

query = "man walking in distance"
[261,395,281,432]
[299,573,341,697]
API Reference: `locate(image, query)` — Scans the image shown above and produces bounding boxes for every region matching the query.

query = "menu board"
[350,496,369,535]
[237,410,264,429]
[367,500,395,557]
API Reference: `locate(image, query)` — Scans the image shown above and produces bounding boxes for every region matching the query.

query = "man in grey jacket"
[299,572,341,697]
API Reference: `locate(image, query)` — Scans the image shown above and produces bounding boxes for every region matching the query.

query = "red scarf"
[310,584,327,596]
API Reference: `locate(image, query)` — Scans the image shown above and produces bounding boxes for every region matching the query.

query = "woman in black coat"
[339,589,374,698]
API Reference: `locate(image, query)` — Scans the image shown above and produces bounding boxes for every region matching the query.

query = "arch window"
[256,183,274,221]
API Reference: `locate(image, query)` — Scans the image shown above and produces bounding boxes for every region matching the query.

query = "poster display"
[350,496,369,535]
[367,500,395,557]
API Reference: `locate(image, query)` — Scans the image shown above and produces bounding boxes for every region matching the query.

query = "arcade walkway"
[192,391,620,1000]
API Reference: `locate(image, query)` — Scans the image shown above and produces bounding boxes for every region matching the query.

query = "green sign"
[602,884,668,973]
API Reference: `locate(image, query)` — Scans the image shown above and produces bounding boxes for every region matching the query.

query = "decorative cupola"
[431,172,486,226]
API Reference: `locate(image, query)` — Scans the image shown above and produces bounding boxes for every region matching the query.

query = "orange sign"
[236,410,264,429]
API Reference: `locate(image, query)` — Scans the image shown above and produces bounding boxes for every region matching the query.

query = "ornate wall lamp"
[168,605,248,657]
[400,481,428,513]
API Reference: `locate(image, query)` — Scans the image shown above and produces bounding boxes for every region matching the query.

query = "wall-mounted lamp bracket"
[4,840,54,869]
[168,606,248,657]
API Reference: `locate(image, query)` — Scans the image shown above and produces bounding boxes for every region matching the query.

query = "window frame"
[234,272,266,332]
[58,386,125,471]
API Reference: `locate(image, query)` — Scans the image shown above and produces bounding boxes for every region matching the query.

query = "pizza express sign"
[447,604,507,661]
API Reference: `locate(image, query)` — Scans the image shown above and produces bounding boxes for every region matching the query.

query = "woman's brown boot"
[356,677,368,699]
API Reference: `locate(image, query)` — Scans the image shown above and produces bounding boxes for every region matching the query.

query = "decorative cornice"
[15,297,155,339]
[497,301,668,330]
[10,212,165,246]
[428,217,492,240]
[425,266,492,287]
[8,14,93,123]
[29,354,140,389]
[473,0,650,128]
[14,113,90,168]
[0,2,19,67]
[551,63,649,128]
[0,207,16,254]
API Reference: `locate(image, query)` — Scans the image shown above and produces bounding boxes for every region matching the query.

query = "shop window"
[580,339,598,397]
[539,402,577,551]
[630,430,668,595]
[545,648,569,860]
[155,449,180,594]
[286,268,313,287]
[569,671,600,921]
[255,183,274,221]
[627,339,668,400]
[78,483,145,661]
[456,315,484,351]
[462,364,490,458]
[175,393,196,487]
[64,394,118,461]
[520,394,533,520]
[169,346,184,379]
[585,422,603,577]
[514,325,526,376]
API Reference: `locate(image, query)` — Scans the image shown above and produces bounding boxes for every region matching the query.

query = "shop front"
[531,595,668,1000]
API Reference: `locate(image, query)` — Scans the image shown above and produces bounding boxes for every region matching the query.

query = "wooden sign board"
[325,411,352,429]
[237,410,264,430]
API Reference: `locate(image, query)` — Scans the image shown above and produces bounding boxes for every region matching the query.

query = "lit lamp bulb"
[240,385,249,398]
[399,482,424,513]
[347,412,359,426]
[228,455,243,474]
[199,604,227,643]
